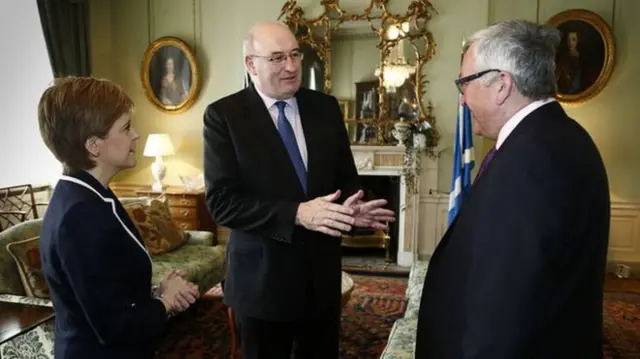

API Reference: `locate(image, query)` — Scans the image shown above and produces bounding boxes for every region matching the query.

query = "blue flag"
[448,97,475,225]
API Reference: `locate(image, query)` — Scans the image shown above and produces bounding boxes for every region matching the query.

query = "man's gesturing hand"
[296,190,355,237]
[343,190,396,229]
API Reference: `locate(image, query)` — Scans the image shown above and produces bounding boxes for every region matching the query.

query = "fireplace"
[343,145,442,267]
[341,175,401,263]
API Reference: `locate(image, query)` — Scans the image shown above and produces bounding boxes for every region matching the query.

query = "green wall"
[91,0,640,202]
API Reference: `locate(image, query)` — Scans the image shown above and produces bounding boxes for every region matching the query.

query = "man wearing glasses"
[203,21,395,359]
[415,20,610,359]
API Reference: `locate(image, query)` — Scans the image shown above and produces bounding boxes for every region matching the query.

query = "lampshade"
[143,133,175,157]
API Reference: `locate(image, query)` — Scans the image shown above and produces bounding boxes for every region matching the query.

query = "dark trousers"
[237,312,340,359]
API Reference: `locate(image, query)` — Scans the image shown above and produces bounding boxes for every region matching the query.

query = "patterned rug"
[155,275,640,358]
[155,274,408,358]
[603,291,640,359]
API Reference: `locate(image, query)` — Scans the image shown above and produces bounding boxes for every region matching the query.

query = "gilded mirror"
[278,0,439,147]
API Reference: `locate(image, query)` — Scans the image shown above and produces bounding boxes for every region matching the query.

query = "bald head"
[243,21,303,100]
[243,22,297,57]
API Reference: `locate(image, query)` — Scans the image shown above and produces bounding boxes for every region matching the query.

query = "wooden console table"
[0,302,54,344]
[109,183,216,233]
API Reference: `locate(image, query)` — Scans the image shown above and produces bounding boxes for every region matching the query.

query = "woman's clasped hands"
[157,269,200,315]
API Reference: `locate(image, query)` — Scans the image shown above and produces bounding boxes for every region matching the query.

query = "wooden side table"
[109,183,216,233]
[0,301,54,344]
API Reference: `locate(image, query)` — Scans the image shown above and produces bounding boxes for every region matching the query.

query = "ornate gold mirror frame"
[278,0,439,148]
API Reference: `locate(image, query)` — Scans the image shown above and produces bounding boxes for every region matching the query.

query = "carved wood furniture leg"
[228,307,239,358]
[384,234,392,263]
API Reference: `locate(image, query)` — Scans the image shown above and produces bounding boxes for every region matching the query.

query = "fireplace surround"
[347,145,440,267]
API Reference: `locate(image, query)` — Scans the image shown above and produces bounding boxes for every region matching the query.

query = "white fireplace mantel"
[351,145,404,175]
[349,145,437,266]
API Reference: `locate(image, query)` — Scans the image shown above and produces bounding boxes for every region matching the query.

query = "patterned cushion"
[5,237,50,299]
[124,199,187,255]
[0,219,43,296]
[0,319,54,359]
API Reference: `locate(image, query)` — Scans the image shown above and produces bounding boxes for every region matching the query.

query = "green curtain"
[37,0,91,77]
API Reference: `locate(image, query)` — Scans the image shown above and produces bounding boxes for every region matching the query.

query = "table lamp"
[143,133,175,192]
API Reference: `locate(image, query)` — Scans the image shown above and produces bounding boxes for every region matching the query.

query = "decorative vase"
[391,118,411,146]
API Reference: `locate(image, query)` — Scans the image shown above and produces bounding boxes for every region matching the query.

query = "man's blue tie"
[275,101,307,193]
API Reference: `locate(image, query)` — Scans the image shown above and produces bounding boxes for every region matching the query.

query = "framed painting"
[141,36,200,113]
[547,9,615,106]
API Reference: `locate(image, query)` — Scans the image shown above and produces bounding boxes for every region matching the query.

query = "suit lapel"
[243,87,307,197]
[60,172,152,262]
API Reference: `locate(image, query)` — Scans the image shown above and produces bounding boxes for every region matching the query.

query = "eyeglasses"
[249,50,304,66]
[454,69,501,94]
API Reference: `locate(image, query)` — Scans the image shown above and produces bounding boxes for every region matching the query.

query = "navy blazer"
[40,171,167,359]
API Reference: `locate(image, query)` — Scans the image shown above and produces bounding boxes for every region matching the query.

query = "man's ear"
[85,136,100,158]
[245,56,257,76]
[495,72,513,106]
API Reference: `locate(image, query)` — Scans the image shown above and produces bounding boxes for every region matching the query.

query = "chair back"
[0,185,40,231]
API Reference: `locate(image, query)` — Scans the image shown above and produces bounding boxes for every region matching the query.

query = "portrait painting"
[547,9,615,105]
[141,37,200,113]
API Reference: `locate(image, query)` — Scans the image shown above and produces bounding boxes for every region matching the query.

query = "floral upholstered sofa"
[0,197,226,358]
[380,260,429,359]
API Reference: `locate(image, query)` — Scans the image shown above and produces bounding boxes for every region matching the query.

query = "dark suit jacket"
[40,171,167,359]
[203,86,360,321]
[415,101,610,359]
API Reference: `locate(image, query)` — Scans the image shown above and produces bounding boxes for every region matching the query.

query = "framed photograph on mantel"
[141,36,200,114]
[547,9,615,106]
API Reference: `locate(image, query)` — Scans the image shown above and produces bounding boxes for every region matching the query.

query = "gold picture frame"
[547,9,615,106]
[337,99,350,120]
[141,36,200,114]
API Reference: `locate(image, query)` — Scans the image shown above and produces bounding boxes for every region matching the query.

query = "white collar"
[496,98,556,149]
[254,85,297,111]
[59,175,152,262]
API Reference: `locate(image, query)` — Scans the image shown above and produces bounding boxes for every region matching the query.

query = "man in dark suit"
[203,21,395,359]
[415,20,610,359]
